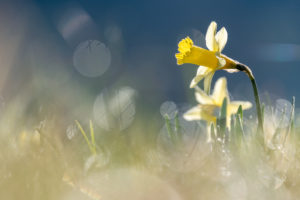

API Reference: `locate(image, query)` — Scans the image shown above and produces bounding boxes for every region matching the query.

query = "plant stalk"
[236,63,264,134]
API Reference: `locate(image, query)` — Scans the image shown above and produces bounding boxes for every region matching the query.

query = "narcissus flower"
[176,21,238,92]
[184,77,252,129]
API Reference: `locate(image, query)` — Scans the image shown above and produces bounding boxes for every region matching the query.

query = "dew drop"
[160,101,178,119]
[73,40,111,77]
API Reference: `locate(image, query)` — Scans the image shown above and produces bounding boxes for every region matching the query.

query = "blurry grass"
[1,96,300,199]
[75,120,97,155]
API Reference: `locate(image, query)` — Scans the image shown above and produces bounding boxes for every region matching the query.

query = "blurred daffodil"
[184,77,252,129]
[176,21,238,92]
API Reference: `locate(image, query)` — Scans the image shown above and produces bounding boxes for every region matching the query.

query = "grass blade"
[89,120,96,149]
[164,114,176,144]
[174,111,182,142]
[75,120,96,155]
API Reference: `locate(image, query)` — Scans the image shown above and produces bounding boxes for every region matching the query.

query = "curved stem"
[236,64,264,134]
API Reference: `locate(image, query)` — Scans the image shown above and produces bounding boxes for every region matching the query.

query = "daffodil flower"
[176,21,264,134]
[184,77,252,130]
[176,21,238,93]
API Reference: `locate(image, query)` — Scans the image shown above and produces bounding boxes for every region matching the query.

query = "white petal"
[189,66,212,88]
[203,71,215,94]
[205,21,218,51]
[183,105,216,122]
[195,88,214,104]
[212,77,229,105]
[226,116,232,131]
[229,101,252,113]
[224,68,239,73]
[215,27,228,52]
[196,66,211,76]
[205,122,216,143]
[190,75,203,88]
[183,106,202,121]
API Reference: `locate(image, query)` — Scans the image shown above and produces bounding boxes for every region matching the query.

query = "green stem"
[236,64,264,134]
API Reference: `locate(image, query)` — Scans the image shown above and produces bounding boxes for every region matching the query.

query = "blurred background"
[0,0,300,127]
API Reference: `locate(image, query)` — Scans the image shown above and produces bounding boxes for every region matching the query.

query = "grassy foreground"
[0,94,300,200]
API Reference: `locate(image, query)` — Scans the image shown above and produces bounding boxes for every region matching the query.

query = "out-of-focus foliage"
[1,93,300,200]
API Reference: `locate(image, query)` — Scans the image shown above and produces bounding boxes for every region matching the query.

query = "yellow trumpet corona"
[175,36,237,70]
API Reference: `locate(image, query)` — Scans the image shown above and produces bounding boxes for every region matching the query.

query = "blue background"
[1,0,300,115]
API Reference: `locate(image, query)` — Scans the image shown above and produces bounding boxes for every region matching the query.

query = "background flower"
[184,77,252,129]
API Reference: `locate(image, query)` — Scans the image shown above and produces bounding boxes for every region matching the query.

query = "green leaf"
[217,97,227,138]
[237,105,243,121]
[174,111,182,142]
[89,120,96,149]
[164,114,176,144]
[210,123,216,142]
[235,105,245,143]
[230,115,235,137]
